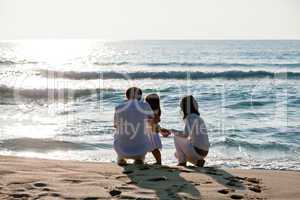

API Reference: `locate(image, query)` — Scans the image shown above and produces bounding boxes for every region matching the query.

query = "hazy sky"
[0,0,299,40]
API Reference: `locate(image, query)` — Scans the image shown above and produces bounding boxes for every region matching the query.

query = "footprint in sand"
[230,194,244,199]
[41,188,51,192]
[9,193,31,199]
[115,175,130,181]
[120,194,155,200]
[176,192,199,200]
[126,180,137,185]
[63,179,82,184]
[203,181,213,184]
[50,192,61,197]
[13,188,26,192]
[227,180,238,187]
[34,192,49,199]
[147,176,168,182]
[245,177,260,184]
[33,182,47,188]
[116,185,136,191]
[83,197,99,200]
[109,189,122,197]
[218,188,235,194]
[248,185,262,193]
[122,170,134,174]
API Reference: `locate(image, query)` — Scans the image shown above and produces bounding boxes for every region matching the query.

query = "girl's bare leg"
[134,159,144,165]
[177,162,187,167]
[152,149,162,165]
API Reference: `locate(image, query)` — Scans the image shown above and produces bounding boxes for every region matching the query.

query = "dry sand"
[0,156,299,200]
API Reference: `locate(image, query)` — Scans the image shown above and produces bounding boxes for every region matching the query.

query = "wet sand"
[0,156,299,199]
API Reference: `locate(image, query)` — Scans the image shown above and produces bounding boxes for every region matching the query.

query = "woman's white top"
[174,113,210,151]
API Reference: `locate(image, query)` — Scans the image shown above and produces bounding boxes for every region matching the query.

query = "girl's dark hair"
[145,93,161,117]
[180,95,200,119]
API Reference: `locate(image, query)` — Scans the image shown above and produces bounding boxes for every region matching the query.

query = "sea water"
[0,40,299,170]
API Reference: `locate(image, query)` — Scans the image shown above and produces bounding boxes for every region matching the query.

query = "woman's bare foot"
[196,159,205,167]
[177,163,187,167]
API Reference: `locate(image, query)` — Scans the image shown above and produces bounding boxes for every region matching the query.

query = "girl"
[145,94,170,165]
[172,95,209,167]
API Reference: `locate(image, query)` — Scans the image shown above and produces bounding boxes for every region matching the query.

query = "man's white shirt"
[114,100,153,157]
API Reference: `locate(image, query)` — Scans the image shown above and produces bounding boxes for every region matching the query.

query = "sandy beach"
[0,156,299,200]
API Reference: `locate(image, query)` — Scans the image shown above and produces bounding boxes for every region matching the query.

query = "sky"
[0,0,299,40]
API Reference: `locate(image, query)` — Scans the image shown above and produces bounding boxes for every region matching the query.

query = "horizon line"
[1,38,300,42]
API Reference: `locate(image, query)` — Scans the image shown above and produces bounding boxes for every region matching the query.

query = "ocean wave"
[212,138,292,151]
[235,112,270,118]
[2,59,297,67]
[0,84,118,100]
[92,61,300,68]
[0,60,17,65]
[94,62,129,66]
[38,69,300,80]
[0,84,178,101]
[0,138,95,152]
[290,99,300,106]
[0,60,39,65]
[225,101,273,109]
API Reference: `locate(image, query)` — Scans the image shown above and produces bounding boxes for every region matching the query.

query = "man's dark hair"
[125,87,142,100]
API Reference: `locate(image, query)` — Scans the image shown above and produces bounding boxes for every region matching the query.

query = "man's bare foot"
[117,159,127,166]
[177,163,187,167]
[196,159,205,167]
[154,161,162,165]
[134,159,144,165]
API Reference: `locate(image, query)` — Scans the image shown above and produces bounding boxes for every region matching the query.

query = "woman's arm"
[170,129,189,138]
[170,116,193,138]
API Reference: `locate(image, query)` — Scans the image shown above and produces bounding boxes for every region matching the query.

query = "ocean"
[0,40,299,170]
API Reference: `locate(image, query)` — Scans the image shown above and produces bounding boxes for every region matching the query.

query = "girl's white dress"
[148,130,162,151]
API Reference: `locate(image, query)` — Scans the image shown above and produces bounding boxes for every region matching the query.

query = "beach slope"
[0,156,299,200]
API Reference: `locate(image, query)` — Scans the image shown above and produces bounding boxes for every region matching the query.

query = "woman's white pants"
[174,135,204,164]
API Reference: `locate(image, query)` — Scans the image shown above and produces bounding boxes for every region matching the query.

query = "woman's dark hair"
[145,93,161,117]
[180,95,200,119]
[126,87,142,100]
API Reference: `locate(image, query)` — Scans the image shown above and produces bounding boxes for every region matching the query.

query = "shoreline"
[1,155,300,200]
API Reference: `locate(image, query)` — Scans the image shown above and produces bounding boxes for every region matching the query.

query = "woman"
[172,95,209,167]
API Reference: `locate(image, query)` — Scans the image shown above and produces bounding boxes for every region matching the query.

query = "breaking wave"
[93,61,300,68]
[38,70,300,80]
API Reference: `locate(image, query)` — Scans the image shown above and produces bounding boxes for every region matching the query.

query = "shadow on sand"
[118,164,246,199]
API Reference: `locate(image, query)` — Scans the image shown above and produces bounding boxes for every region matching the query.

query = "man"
[113,87,153,165]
